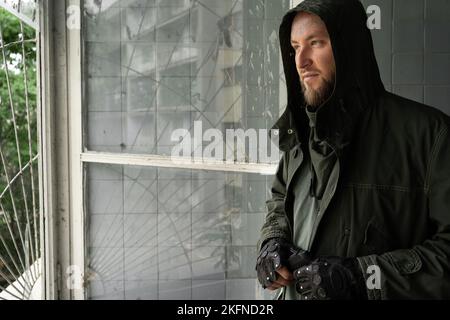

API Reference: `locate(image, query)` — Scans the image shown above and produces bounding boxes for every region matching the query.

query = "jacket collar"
[271,108,300,152]
[272,89,368,156]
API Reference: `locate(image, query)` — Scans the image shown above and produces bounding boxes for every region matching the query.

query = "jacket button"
[287,129,294,135]
[404,262,414,271]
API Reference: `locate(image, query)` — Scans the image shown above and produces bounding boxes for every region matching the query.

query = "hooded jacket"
[259,0,450,299]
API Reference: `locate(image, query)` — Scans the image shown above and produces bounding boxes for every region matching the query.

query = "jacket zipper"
[307,141,340,251]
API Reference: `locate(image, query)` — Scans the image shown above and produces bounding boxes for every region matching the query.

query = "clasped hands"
[256,238,365,300]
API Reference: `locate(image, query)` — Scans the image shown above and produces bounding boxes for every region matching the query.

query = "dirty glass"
[86,163,276,300]
[83,0,288,160]
[83,0,290,300]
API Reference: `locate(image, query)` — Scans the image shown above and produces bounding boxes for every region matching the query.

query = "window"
[82,0,289,300]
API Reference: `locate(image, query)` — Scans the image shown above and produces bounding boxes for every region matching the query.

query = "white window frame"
[39,0,85,300]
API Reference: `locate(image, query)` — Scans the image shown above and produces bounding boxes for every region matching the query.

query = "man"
[256,0,450,300]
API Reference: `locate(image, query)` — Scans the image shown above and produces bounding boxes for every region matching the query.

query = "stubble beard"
[301,73,335,108]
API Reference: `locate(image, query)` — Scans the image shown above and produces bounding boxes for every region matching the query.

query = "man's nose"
[296,48,312,69]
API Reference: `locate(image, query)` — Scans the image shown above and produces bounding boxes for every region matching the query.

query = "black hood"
[273,0,385,152]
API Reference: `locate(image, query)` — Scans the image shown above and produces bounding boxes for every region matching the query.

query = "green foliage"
[0,8,37,166]
[0,8,38,289]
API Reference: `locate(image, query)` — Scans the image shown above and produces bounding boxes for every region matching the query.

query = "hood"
[273,0,385,152]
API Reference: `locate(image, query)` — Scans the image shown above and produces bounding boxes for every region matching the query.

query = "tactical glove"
[293,256,368,300]
[256,238,310,289]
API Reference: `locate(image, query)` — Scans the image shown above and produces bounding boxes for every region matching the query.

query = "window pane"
[83,0,289,163]
[86,163,277,300]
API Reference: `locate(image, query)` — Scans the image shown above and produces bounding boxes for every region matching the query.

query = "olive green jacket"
[259,0,450,299]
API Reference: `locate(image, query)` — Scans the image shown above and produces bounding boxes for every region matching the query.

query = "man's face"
[290,12,336,108]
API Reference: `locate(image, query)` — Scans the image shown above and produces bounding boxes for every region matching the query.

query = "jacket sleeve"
[257,153,293,251]
[357,125,450,299]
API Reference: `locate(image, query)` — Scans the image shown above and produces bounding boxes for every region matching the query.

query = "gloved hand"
[256,238,310,290]
[293,256,368,300]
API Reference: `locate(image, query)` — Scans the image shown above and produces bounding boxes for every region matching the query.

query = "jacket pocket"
[384,249,422,275]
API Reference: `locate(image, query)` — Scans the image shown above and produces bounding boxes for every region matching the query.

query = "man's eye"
[311,40,322,46]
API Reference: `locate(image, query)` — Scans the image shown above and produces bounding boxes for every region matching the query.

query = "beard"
[301,73,335,108]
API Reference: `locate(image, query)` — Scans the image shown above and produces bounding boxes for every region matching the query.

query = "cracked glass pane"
[83,0,290,300]
[83,0,288,161]
[86,163,280,300]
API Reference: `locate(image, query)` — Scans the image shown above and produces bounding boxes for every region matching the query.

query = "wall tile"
[124,166,157,180]
[121,7,156,42]
[393,85,424,103]
[157,179,191,214]
[124,214,158,247]
[87,112,123,147]
[226,246,258,278]
[425,53,450,85]
[393,53,424,84]
[192,280,226,300]
[122,76,157,112]
[89,280,124,300]
[88,164,122,181]
[85,7,121,42]
[158,213,191,246]
[124,247,158,280]
[394,0,423,20]
[231,212,264,245]
[89,216,124,248]
[226,279,258,300]
[158,246,192,280]
[191,179,226,213]
[124,280,158,300]
[89,182,124,214]
[191,246,226,280]
[425,20,450,52]
[89,247,124,281]
[244,180,267,213]
[374,52,392,86]
[86,42,122,77]
[192,213,231,246]
[425,0,450,21]
[425,86,450,115]
[393,20,424,53]
[159,280,192,300]
[124,179,157,214]
[87,77,122,112]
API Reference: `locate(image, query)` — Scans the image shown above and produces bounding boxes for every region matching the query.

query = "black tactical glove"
[256,238,310,289]
[293,256,368,300]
